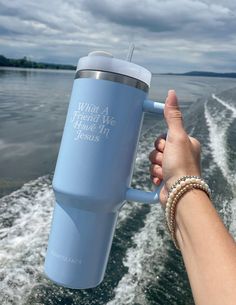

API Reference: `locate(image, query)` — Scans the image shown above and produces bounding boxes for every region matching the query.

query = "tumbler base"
[44,202,118,289]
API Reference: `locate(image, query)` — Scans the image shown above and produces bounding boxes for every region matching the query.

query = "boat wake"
[1,87,236,305]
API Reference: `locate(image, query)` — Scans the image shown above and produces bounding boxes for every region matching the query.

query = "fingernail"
[168,89,176,96]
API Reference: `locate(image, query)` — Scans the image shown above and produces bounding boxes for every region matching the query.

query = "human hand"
[149,90,201,206]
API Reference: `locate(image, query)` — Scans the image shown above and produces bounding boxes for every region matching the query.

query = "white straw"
[126,43,135,62]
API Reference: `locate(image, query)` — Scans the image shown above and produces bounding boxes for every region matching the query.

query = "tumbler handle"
[125,99,165,204]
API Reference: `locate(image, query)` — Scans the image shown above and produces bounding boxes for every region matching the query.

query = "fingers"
[164,90,185,134]
[154,135,166,152]
[149,135,165,185]
[149,156,163,185]
[150,164,163,179]
[152,176,161,185]
[150,167,163,185]
[149,150,163,165]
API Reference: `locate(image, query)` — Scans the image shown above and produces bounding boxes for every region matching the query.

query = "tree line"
[0,55,76,70]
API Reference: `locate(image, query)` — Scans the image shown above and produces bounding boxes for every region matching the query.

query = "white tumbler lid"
[77,51,151,87]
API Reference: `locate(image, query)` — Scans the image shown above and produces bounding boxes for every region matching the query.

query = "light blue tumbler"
[44,51,164,289]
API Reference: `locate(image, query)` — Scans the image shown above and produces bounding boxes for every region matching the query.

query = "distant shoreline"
[1,55,236,78]
[0,66,75,73]
[153,71,236,78]
[0,55,76,71]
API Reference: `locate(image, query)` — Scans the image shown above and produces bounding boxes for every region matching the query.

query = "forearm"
[150,91,236,303]
[175,190,236,305]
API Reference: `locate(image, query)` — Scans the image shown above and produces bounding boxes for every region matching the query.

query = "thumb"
[164,90,184,133]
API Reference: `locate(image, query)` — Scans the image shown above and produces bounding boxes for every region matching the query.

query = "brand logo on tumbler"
[50,250,82,265]
[71,102,116,142]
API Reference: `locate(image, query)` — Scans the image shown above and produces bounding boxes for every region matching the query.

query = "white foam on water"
[0,174,147,304]
[212,94,236,117]
[117,128,160,227]
[117,202,140,227]
[135,118,164,166]
[229,198,236,239]
[135,152,149,164]
[107,204,168,305]
[205,94,236,240]
[204,95,235,184]
[0,176,54,305]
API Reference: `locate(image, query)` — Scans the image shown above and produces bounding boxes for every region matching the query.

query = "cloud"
[81,0,234,35]
[0,0,236,72]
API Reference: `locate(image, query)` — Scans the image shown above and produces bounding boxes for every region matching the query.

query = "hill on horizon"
[1,55,236,78]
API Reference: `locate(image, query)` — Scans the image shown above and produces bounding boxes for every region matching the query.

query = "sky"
[0,0,236,73]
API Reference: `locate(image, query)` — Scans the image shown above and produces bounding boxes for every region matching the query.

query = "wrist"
[164,176,211,250]
[174,189,211,249]
[165,171,201,192]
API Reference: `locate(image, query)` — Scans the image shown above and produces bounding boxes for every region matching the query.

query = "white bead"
[172,187,178,194]
[177,184,182,190]
[180,180,186,187]
[169,193,174,200]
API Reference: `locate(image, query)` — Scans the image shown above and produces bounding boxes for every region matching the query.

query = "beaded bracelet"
[165,176,211,250]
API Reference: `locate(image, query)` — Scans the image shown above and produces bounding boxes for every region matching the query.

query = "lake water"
[0,67,236,305]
